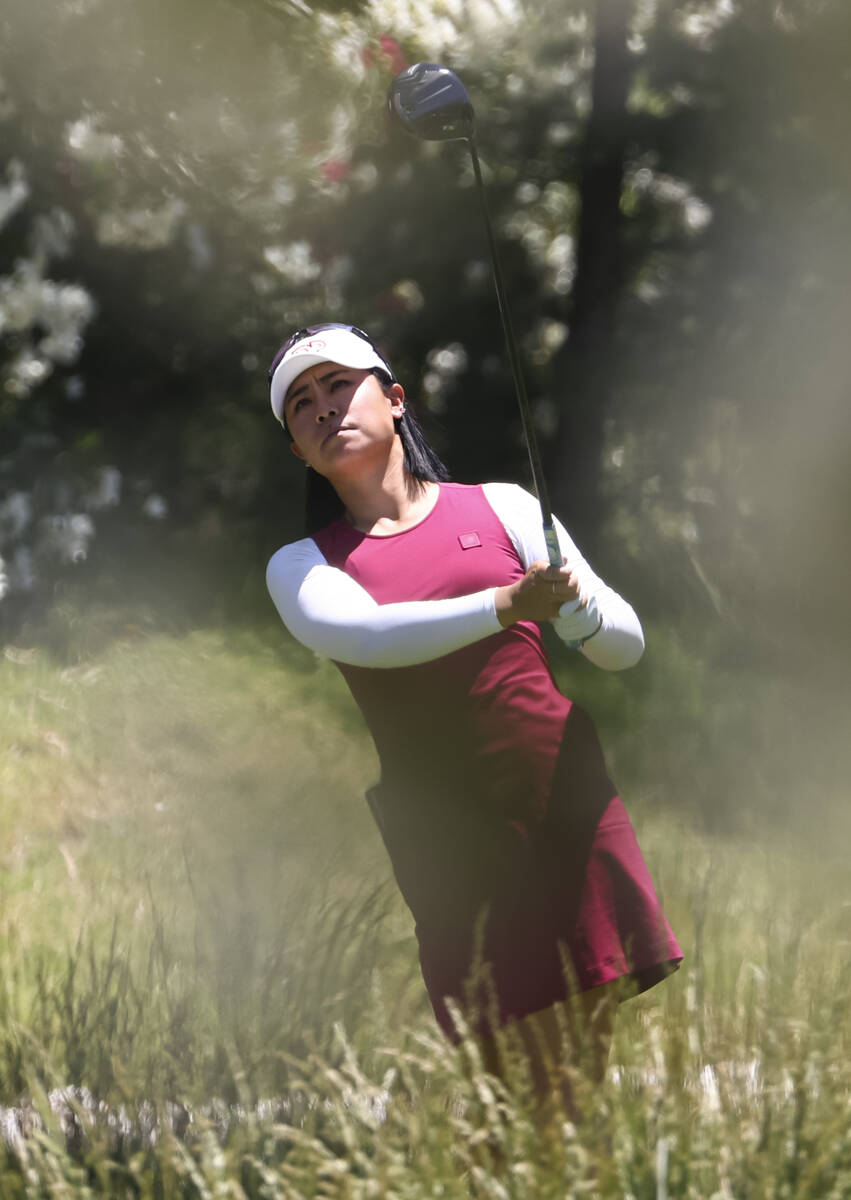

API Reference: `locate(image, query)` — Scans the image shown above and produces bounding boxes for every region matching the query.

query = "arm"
[266,538,502,668]
[482,482,644,670]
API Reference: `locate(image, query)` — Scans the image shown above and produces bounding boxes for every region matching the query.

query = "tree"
[1,0,848,668]
[0,156,97,614]
[550,0,634,551]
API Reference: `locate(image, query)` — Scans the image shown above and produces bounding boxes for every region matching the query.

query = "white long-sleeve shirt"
[266,482,643,670]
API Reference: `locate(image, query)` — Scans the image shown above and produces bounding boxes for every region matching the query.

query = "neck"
[331,447,437,535]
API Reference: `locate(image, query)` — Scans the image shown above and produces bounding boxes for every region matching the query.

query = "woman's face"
[284,362,406,479]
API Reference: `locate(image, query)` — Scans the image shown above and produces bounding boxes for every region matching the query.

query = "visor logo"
[290,338,327,356]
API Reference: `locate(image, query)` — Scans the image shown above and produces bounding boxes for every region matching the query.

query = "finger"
[539,565,573,583]
[548,577,578,597]
[551,568,581,591]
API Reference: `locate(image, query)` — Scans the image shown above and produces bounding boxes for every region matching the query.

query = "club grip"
[543,522,562,568]
[544,519,582,649]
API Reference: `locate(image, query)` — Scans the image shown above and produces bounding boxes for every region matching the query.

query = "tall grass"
[0,620,849,1195]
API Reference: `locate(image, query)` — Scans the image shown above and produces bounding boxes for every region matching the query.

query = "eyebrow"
[285,368,350,408]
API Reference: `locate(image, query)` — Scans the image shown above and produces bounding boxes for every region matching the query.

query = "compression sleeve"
[266,538,502,668]
[482,481,645,670]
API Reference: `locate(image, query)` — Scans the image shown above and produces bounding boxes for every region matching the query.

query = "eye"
[330,377,351,391]
[292,395,310,412]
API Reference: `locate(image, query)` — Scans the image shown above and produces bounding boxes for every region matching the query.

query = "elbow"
[585,626,645,671]
[619,636,645,670]
[597,648,644,672]
[616,624,645,670]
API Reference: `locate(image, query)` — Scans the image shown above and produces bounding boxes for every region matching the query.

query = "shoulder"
[435,481,531,528]
[480,481,535,503]
[437,480,532,509]
[266,537,326,587]
[481,481,539,517]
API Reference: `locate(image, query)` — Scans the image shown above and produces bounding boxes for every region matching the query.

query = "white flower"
[5,350,51,396]
[66,115,125,162]
[0,491,33,539]
[85,467,122,511]
[528,319,568,366]
[96,197,186,250]
[427,343,468,375]
[143,495,169,520]
[627,165,713,237]
[263,241,321,284]
[40,513,95,564]
[31,208,75,261]
[0,159,29,230]
[392,279,424,312]
[545,233,576,295]
[679,0,735,49]
[515,181,540,205]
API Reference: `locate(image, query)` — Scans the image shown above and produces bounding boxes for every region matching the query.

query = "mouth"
[322,424,354,446]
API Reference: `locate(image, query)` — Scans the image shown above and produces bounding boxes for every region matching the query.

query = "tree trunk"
[549,0,632,553]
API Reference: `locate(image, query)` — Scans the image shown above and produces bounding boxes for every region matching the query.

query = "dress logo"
[458,531,482,550]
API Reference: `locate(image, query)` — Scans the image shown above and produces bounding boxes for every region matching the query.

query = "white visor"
[269,327,393,425]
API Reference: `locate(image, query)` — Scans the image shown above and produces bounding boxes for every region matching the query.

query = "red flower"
[378,34,409,76]
[362,33,408,78]
[322,159,351,183]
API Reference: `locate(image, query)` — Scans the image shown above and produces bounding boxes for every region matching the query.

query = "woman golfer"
[265,323,682,1110]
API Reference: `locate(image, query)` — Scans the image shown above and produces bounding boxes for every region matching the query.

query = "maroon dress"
[313,483,682,1036]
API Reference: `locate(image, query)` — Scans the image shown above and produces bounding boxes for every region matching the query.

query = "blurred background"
[1,9,850,1180]
[1,0,849,835]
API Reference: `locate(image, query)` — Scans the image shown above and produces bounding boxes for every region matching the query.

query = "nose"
[316,400,338,424]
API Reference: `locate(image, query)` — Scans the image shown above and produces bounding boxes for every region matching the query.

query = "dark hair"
[303,368,451,536]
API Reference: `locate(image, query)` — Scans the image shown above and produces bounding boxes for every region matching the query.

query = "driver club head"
[387,63,475,142]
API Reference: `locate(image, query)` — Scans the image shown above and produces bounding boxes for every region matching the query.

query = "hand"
[494,560,585,629]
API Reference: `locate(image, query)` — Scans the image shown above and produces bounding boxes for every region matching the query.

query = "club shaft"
[466,140,561,568]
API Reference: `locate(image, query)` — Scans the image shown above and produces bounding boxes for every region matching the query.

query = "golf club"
[388,62,563,572]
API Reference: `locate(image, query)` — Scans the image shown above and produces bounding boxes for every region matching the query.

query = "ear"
[289,441,306,462]
[387,382,406,419]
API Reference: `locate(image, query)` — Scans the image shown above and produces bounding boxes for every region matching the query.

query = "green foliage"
[0,618,849,1194]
